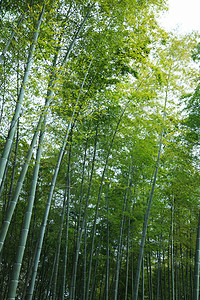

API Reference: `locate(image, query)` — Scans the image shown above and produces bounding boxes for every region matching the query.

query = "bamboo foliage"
[0,1,200,299]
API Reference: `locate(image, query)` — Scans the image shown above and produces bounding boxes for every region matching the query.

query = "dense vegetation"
[0,0,200,299]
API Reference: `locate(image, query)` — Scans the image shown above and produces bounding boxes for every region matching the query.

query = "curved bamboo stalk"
[61,150,71,300]
[132,102,167,299]
[193,211,200,300]
[0,1,92,256]
[0,3,45,188]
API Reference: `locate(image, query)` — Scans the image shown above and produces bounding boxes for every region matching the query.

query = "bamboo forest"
[1,0,200,299]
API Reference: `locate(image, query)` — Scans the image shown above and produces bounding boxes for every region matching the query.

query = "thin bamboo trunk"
[180,244,186,300]
[61,160,71,300]
[7,120,19,205]
[82,217,87,300]
[114,174,131,300]
[69,136,89,300]
[157,250,161,300]
[142,257,144,300]
[0,59,6,125]
[149,253,153,300]
[26,32,94,297]
[190,233,193,299]
[0,119,43,253]
[193,211,200,300]
[171,203,175,300]
[0,3,93,255]
[133,132,164,299]
[89,226,103,300]
[157,227,162,300]
[132,250,134,299]
[25,120,74,299]
[70,124,98,300]
[7,129,46,299]
[0,135,14,205]
[0,64,20,199]
[0,4,45,188]
[125,188,132,300]
[168,245,171,300]
[105,182,110,300]
[146,254,151,300]
[163,251,167,300]
[52,137,72,300]
[133,94,167,299]
[85,104,130,300]
[186,245,189,300]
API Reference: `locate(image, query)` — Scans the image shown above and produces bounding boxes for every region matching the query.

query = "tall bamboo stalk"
[52,134,72,300]
[171,201,175,300]
[26,31,95,300]
[69,124,98,300]
[0,2,93,257]
[193,211,200,300]
[114,173,131,300]
[133,92,167,299]
[0,3,45,188]
[105,182,110,300]
[61,158,71,300]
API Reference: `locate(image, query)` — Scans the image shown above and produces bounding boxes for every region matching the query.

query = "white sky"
[159,0,200,33]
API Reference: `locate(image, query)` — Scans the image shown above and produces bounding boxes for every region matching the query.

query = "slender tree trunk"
[163,250,167,300]
[180,244,186,300]
[171,202,175,300]
[0,3,93,255]
[132,250,134,299]
[0,135,14,204]
[52,136,72,300]
[98,271,104,300]
[105,182,110,300]
[157,250,161,300]
[149,252,153,300]
[157,227,162,300]
[25,120,74,299]
[190,233,193,299]
[70,124,98,300]
[146,254,151,300]
[82,217,87,300]
[61,158,71,300]
[175,255,178,300]
[186,245,189,300]
[3,41,61,293]
[89,226,103,300]
[0,59,6,127]
[0,4,45,188]
[133,133,164,299]
[168,245,171,300]
[7,120,19,205]
[85,104,130,300]
[26,42,94,297]
[0,52,20,198]
[7,129,46,299]
[142,257,144,300]
[69,136,89,300]
[0,118,43,254]
[133,93,167,299]
[193,211,200,300]
[114,173,131,300]
[125,187,132,300]
[21,236,40,300]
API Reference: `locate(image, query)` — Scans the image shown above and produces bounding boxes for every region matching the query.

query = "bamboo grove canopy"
[0,0,200,299]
